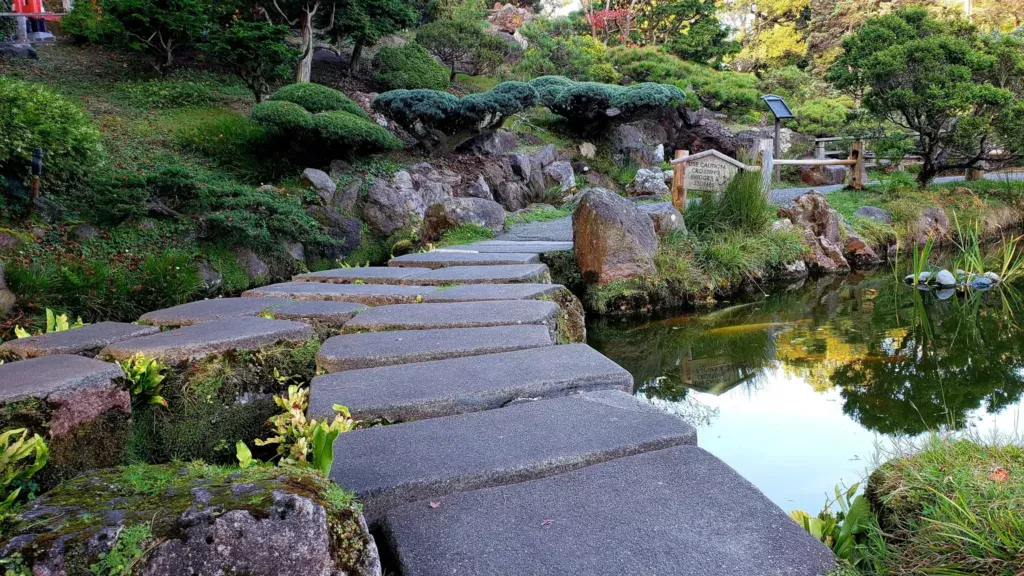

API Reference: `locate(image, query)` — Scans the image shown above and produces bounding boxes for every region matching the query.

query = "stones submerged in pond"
[905,271,932,284]
[970,276,996,290]
[935,269,957,288]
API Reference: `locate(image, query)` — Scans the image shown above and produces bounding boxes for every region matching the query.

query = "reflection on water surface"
[588,274,1024,511]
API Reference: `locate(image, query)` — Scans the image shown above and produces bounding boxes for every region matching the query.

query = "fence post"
[848,140,866,190]
[672,149,688,212]
[15,15,28,42]
[815,140,826,159]
[758,139,774,197]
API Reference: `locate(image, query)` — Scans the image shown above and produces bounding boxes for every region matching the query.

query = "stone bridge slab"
[388,252,540,269]
[139,298,293,327]
[243,282,438,306]
[438,241,574,253]
[332,391,696,522]
[340,301,559,336]
[0,354,125,404]
[0,322,159,359]
[308,344,632,422]
[420,284,562,303]
[271,301,367,327]
[100,317,313,364]
[403,264,551,286]
[293,267,431,285]
[378,445,836,576]
[317,325,553,372]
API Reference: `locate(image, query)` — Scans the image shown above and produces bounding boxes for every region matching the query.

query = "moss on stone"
[541,250,584,296]
[540,287,587,343]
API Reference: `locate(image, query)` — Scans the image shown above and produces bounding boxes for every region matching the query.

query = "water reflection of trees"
[588,274,1024,436]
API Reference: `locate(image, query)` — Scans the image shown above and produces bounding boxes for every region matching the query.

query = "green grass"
[505,204,575,227]
[434,224,495,248]
[455,73,501,93]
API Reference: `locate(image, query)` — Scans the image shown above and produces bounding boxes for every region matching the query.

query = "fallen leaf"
[989,468,1010,483]
[428,501,441,509]
[540,519,552,526]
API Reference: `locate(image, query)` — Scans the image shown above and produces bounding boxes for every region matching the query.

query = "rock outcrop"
[628,168,670,196]
[907,206,950,246]
[573,188,658,284]
[800,165,846,187]
[301,168,337,205]
[776,192,852,274]
[638,202,686,236]
[0,262,15,315]
[422,197,507,240]
[610,120,666,168]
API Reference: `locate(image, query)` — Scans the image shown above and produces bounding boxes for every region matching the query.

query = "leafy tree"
[516,20,619,83]
[330,0,417,76]
[103,0,213,73]
[0,0,13,40]
[416,19,518,82]
[723,0,810,72]
[372,43,450,90]
[205,20,300,102]
[61,0,123,44]
[829,9,1024,185]
[260,0,336,83]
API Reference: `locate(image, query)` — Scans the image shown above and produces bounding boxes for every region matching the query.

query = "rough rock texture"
[294,267,432,285]
[843,233,882,269]
[487,3,533,33]
[389,251,538,269]
[0,322,160,359]
[409,264,551,285]
[234,247,270,281]
[0,465,380,576]
[302,168,337,205]
[441,241,574,253]
[0,43,38,59]
[573,188,658,285]
[378,445,836,576]
[610,120,666,167]
[908,206,951,245]
[542,161,576,192]
[271,300,368,328]
[777,192,851,274]
[244,282,437,306]
[668,108,744,157]
[0,262,17,315]
[462,130,517,156]
[628,168,670,196]
[333,391,696,522]
[418,283,561,301]
[800,165,847,187]
[0,355,129,487]
[341,300,560,341]
[421,197,506,240]
[493,180,532,211]
[735,126,809,156]
[363,172,428,237]
[139,298,294,327]
[637,202,686,236]
[305,206,363,263]
[853,206,893,224]
[463,175,493,201]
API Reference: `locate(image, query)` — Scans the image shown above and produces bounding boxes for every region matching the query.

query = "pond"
[588,272,1024,513]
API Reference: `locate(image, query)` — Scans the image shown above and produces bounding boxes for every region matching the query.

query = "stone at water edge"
[935,269,957,288]
[984,271,1001,283]
[573,188,658,285]
[0,322,160,359]
[777,192,851,274]
[301,168,337,205]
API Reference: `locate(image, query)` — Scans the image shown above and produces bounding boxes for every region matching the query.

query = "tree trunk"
[449,60,458,82]
[917,159,938,187]
[296,12,314,83]
[348,41,364,77]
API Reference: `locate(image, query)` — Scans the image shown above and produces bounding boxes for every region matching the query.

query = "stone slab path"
[419,283,562,302]
[406,264,551,285]
[0,322,158,359]
[0,354,125,403]
[388,251,540,268]
[317,325,553,372]
[333,391,697,522]
[294,267,431,285]
[139,297,365,328]
[341,301,559,336]
[243,282,438,306]
[434,241,573,253]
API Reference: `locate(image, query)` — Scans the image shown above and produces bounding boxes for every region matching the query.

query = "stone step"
[377,445,836,576]
[436,241,574,253]
[100,317,313,364]
[332,391,696,522]
[294,267,430,285]
[139,298,365,328]
[0,354,125,404]
[317,325,553,372]
[420,283,562,303]
[341,301,559,337]
[242,282,438,306]
[0,322,159,359]
[388,252,540,269]
[405,264,551,286]
[309,344,632,422]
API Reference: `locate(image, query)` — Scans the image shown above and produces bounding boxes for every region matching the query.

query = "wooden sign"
[684,155,740,192]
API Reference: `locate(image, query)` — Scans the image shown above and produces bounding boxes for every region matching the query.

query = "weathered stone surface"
[442,240,574,253]
[637,202,686,236]
[843,232,882,269]
[301,168,337,205]
[234,247,269,280]
[378,445,835,576]
[463,175,493,201]
[0,43,38,60]
[341,300,559,338]
[389,251,539,269]
[853,206,893,224]
[407,264,551,285]
[0,465,381,576]
[628,168,670,196]
[777,192,851,274]
[0,262,14,315]
[0,322,160,359]
[271,300,367,327]
[610,120,666,167]
[304,206,362,263]
[573,188,658,285]
[318,325,552,371]
[492,180,531,211]
[542,161,575,192]
[487,3,533,33]
[244,282,438,306]
[908,206,951,245]
[420,283,562,302]
[421,197,506,240]
[101,317,313,364]
[294,267,432,285]
[139,298,294,327]
[309,344,632,421]
[462,130,517,156]
[800,164,847,187]
[334,391,695,521]
[362,172,427,237]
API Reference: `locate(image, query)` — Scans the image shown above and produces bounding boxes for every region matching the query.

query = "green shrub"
[174,112,292,182]
[118,80,216,109]
[372,44,450,91]
[0,77,105,191]
[789,98,849,137]
[314,110,403,153]
[103,0,212,73]
[204,20,299,103]
[528,76,684,128]
[268,83,369,118]
[416,19,519,81]
[686,169,772,234]
[530,75,575,108]
[515,21,618,83]
[252,100,315,131]
[0,0,13,40]
[60,0,121,43]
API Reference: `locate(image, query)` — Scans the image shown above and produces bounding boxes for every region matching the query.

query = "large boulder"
[422,197,506,240]
[362,171,427,236]
[493,181,532,212]
[573,188,658,285]
[853,206,892,224]
[777,192,851,274]
[800,165,847,187]
[462,130,518,156]
[908,206,950,246]
[610,120,666,168]
[409,163,459,206]
[301,168,337,205]
[543,161,576,192]
[628,168,670,196]
[305,206,363,263]
[638,202,686,236]
[0,465,381,576]
[464,175,494,201]
[234,247,270,281]
[734,127,810,156]
[0,43,38,60]
[488,2,534,33]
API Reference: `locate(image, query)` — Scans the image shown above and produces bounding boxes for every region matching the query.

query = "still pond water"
[588,272,1024,513]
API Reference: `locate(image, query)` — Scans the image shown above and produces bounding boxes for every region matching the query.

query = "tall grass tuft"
[686,169,772,234]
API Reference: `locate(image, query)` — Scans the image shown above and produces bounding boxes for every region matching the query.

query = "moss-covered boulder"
[0,463,381,576]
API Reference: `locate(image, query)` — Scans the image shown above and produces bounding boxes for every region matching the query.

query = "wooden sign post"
[670,148,763,209]
[672,149,688,212]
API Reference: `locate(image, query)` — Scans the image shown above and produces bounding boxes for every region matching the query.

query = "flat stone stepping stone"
[388,251,539,269]
[0,354,125,404]
[378,445,836,576]
[0,322,159,359]
[243,282,437,306]
[271,301,367,327]
[139,298,293,327]
[420,283,562,303]
[341,301,559,336]
[101,317,313,364]
[309,344,632,422]
[438,241,574,253]
[317,325,553,372]
[293,267,430,285]
[332,391,696,521]
[404,264,551,286]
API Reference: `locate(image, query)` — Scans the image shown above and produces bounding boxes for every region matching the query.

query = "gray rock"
[497,217,573,242]
[610,120,666,167]
[243,282,438,306]
[935,269,957,288]
[318,325,553,372]
[853,206,893,224]
[437,241,573,253]
[909,206,950,245]
[628,168,670,196]
[0,322,160,359]
[409,163,459,206]
[341,300,559,337]
[0,43,38,60]
[572,188,658,285]
[301,168,337,205]
[139,298,294,327]
[509,153,532,181]
[420,283,562,302]
[0,262,15,315]
[333,178,361,212]
[637,202,685,236]
[362,172,427,237]
[329,158,350,178]
[462,130,517,156]
[389,251,539,269]
[294,267,431,285]
[234,247,270,281]
[936,288,956,300]
[308,344,633,422]
[304,206,362,263]
[463,175,493,201]
[542,161,576,192]
[333,391,695,522]
[532,144,557,168]
[492,180,532,212]
[70,223,99,242]
[777,259,809,280]
[283,241,305,262]
[271,300,367,328]
[800,164,847,187]
[421,197,506,240]
[970,276,995,290]
[378,445,835,576]
[100,317,313,364]
[408,264,551,285]
[984,271,1001,283]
